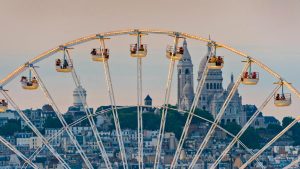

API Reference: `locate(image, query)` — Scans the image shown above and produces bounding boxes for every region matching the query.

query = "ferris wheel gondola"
[241,59,259,85]
[20,69,39,90]
[166,45,184,61]
[55,47,73,73]
[91,48,109,62]
[0,99,8,113]
[207,42,224,69]
[274,82,291,107]
[130,32,147,58]
[130,44,147,58]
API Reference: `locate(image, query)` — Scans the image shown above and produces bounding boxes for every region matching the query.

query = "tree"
[44,117,62,128]
[241,127,261,149]
[282,117,295,129]
[223,122,241,135]
[267,124,283,134]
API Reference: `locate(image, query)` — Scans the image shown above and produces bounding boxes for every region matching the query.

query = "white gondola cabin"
[274,93,291,107]
[166,45,184,61]
[20,76,39,90]
[130,44,147,58]
[55,59,73,72]
[0,100,8,113]
[241,72,259,85]
[208,56,224,69]
[91,48,109,62]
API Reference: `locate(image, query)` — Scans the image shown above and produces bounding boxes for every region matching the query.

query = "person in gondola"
[132,44,137,54]
[32,77,37,84]
[21,76,27,83]
[252,72,257,79]
[104,49,109,58]
[63,59,68,69]
[140,44,144,51]
[281,94,286,100]
[216,56,222,66]
[179,47,184,54]
[56,59,61,66]
[275,94,280,100]
[244,72,249,78]
[91,48,97,56]
[209,55,217,63]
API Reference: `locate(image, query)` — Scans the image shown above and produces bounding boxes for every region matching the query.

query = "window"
[210,83,212,89]
[178,69,181,74]
[185,69,189,74]
[206,83,209,89]
[214,83,216,89]
[217,83,220,89]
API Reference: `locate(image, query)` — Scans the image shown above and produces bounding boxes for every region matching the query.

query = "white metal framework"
[0,29,299,169]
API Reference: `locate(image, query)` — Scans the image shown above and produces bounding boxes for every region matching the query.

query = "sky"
[0,0,299,121]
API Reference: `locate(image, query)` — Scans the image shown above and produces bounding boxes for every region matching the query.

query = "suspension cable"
[99,37,128,169]
[154,34,180,169]
[188,62,250,169]
[170,41,214,169]
[30,66,93,169]
[0,90,71,169]
[65,49,112,169]
[240,116,300,169]
[0,136,38,169]
[210,85,281,169]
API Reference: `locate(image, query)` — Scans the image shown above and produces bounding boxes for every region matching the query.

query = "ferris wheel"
[0,29,299,169]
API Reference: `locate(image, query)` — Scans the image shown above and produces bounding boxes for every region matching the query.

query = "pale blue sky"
[0,0,299,120]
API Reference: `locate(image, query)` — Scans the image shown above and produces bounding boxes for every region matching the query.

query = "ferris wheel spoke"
[154,34,181,169]
[29,67,94,169]
[0,136,38,169]
[210,85,281,169]
[131,31,145,169]
[240,116,300,169]
[65,50,112,169]
[0,90,71,169]
[98,38,128,169]
[188,62,250,169]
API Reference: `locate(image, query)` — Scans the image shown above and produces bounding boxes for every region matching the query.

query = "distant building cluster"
[177,40,276,128]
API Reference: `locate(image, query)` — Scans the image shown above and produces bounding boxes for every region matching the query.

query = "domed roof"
[183,82,194,97]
